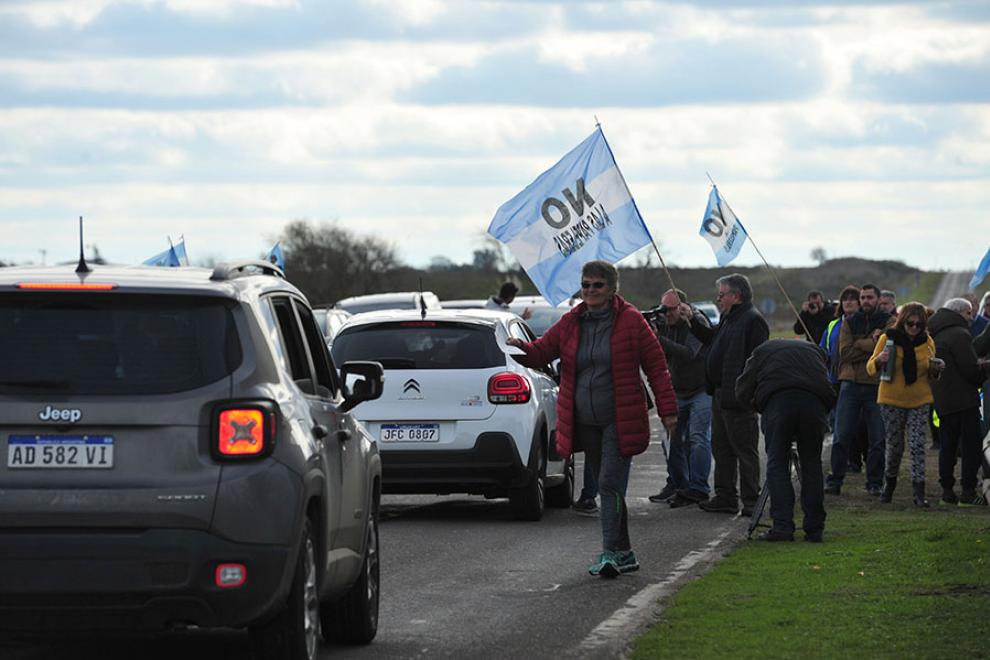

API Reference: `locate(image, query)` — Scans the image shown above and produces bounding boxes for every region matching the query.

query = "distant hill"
[619,257,940,329]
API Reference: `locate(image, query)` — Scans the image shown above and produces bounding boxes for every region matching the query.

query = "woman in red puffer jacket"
[507,260,677,579]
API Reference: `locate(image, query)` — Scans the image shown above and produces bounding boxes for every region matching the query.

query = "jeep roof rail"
[210,260,286,281]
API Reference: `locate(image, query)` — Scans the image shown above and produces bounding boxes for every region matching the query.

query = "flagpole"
[707,175,813,342]
[596,119,678,295]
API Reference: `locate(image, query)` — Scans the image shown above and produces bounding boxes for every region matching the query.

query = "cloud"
[406,34,826,107]
[851,59,990,103]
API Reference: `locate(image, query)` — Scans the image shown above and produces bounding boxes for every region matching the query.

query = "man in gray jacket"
[648,289,712,508]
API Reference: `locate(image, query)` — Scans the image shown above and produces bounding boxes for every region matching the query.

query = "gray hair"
[582,260,619,290]
[880,290,896,300]
[716,273,753,303]
[943,297,973,314]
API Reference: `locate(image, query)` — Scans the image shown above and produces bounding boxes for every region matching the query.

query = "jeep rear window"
[331,322,505,370]
[0,294,242,395]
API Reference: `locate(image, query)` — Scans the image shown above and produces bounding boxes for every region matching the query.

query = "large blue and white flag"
[699,186,748,267]
[487,128,653,306]
[970,244,990,290]
[143,244,181,267]
[266,242,285,270]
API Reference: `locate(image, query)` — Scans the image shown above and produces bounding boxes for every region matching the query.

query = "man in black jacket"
[736,340,836,542]
[929,298,988,505]
[684,273,769,516]
[792,290,836,344]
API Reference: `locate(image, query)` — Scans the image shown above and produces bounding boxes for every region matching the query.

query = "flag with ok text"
[487,127,653,306]
[699,186,748,267]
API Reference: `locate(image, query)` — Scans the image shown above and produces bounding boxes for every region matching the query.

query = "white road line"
[577,525,737,654]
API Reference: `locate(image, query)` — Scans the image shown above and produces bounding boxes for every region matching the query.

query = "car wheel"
[510,443,545,521]
[546,456,574,508]
[250,519,321,660]
[321,508,380,645]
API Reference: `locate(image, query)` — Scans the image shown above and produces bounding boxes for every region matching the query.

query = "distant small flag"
[143,244,181,267]
[174,238,188,266]
[970,244,990,290]
[266,242,285,270]
[699,186,748,267]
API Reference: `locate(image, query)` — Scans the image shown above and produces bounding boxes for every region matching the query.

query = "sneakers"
[958,490,987,506]
[615,550,640,573]
[572,497,599,515]
[824,484,841,496]
[866,486,882,497]
[588,550,638,578]
[588,551,620,578]
[804,531,823,543]
[669,489,707,509]
[741,504,755,517]
[756,529,794,542]
[941,488,958,505]
[699,497,739,514]
[648,483,678,503]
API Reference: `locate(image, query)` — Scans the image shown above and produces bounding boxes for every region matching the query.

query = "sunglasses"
[581,281,606,290]
[904,321,925,329]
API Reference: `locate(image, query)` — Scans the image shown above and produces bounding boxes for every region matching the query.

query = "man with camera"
[793,290,836,344]
[646,289,713,508]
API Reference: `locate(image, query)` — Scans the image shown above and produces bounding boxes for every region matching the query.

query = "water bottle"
[879,338,896,382]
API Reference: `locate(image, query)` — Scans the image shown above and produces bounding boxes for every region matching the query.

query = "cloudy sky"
[2,0,988,272]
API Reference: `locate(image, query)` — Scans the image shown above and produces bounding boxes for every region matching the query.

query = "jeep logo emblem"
[38,405,82,424]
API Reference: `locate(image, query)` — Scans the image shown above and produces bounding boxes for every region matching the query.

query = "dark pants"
[761,390,827,535]
[711,392,760,507]
[828,381,885,490]
[847,411,870,470]
[579,423,631,551]
[937,407,983,492]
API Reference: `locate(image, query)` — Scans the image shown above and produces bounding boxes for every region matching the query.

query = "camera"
[642,304,670,332]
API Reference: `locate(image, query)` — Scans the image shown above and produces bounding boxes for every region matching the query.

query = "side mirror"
[340,361,385,412]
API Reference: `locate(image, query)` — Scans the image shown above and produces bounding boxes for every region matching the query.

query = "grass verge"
[632,479,990,660]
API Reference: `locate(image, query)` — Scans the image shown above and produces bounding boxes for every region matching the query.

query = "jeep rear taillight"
[488,372,531,404]
[213,403,276,460]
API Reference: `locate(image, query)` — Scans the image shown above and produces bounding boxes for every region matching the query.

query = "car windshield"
[336,300,416,314]
[0,294,242,395]
[332,321,505,370]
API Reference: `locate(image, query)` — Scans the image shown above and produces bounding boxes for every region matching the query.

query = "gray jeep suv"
[0,260,385,660]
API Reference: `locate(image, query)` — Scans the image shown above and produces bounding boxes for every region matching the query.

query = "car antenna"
[419,276,427,319]
[75,215,91,274]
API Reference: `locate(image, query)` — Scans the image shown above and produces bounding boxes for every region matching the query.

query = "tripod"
[747,445,802,538]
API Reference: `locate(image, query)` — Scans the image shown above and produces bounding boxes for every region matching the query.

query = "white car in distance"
[331,309,572,520]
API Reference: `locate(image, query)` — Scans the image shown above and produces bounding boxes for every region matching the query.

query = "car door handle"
[337,428,352,442]
[312,424,329,440]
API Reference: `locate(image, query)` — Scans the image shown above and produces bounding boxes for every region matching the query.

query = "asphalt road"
[2,418,749,659]
[930,270,972,308]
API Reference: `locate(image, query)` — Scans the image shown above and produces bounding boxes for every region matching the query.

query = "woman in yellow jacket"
[867,302,937,507]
